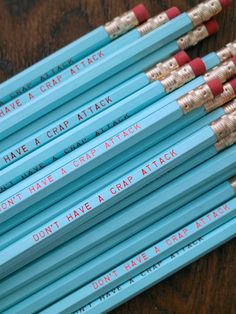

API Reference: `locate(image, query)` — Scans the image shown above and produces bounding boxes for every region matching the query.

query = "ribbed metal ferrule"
[204,83,235,113]
[105,10,139,40]
[178,84,215,114]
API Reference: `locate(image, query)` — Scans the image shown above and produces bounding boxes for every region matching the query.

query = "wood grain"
[0,1,235,313]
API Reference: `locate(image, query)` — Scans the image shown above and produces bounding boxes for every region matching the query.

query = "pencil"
[1,145,235,297]
[30,197,236,313]
[1,112,236,278]
[0,50,191,170]
[2,174,235,312]
[0,22,227,155]
[0,0,229,139]
[0,74,229,220]
[0,56,207,189]
[3,77,234,234]
[0,8,180,112]
[0,77,214,232]
[0,4,149,105]
[76,218,236,314]
[2,95,234,248]
[0,54,229,192]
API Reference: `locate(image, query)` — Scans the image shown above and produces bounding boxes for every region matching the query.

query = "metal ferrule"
[104,10,139,40]
[229,176,236,193]
[145,56,179,82]
[177,84,215,114]
[188,0,222,27]
[204,59,236,83]
[137,12,169,36]
[224,99,236,114]
[211,113,236,140]
[204,83,236,112]
[217,41,236,62]
[177,24,209,50]
[215,131,236,151]
[160,64,195,93]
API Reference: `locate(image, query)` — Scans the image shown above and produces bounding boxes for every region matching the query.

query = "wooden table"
[0,0,235,313]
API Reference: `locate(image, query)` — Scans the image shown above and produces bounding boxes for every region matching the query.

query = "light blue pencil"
[0,50,191,170]
[0,75,227,220]
[0,78,209,234]
[1,112,235,278]
[0,22,222,155]
[0,147,220,309]
[0,4,150,105]
[0,0,228,139]
[2,175,235,312]
[0,103,231,249]
[3,82,235,235]
[26,198,236,314]
[0,52,227,195]
[0,107,206,234]
[1,146,235,298]
[3,54,236,190]
[0,8,180,112]
[0,56,208,189]
[75,219,236,314]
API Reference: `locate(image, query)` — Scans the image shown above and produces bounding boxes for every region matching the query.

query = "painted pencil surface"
[0,78,208,232]
[0,1,234,312]
[4,76,236,237]
[0,0,229,139]
[0,8,179,111]
[3,75,235,233]
[0,103,228,250]
[0,56,207,190]
[1,111,236,278]
[0,21,221,156]
[0,4,149,104]
[0,148,221,310]
[76,218,236,314]
[0,50,191,170]
[0,69,231,220]
[34,198,236,314]
[0,24,225,193]
[1,146,235,297]
[2,176,234,312]
[1,53,232,194]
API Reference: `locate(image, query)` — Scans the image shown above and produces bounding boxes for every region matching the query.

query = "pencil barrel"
[0,0,235,312]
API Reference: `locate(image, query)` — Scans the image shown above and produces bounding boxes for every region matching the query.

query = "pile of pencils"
[0,0,235,313]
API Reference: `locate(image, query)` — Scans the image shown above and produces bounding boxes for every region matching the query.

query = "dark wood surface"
[0,0,235,313]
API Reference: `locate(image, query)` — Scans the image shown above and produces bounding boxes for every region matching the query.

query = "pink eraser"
[204,19,219,35]
[229,78,236,94]
[231,56,236,65]
[174,51,191,66]
[132,4,150,24]
[166,7,181,20]
[219,0,232,9]
[189,58,206,76]
[207,79,224,97]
